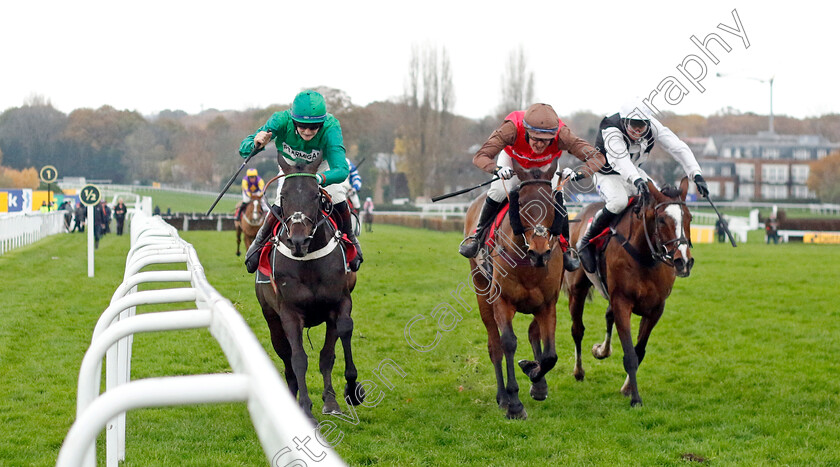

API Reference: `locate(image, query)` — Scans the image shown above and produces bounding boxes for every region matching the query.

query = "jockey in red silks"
[459,103,607,272]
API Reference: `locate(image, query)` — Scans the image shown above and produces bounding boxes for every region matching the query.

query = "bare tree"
[399,44,456,199]
[497,46,534,118]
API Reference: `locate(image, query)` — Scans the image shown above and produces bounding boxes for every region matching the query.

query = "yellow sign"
[804,232,840,244]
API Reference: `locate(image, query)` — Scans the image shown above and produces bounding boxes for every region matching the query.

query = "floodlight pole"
[716,72,775,134]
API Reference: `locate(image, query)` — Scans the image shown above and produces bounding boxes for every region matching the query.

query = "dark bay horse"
[235,193,267,256]
[465,161,568,419]
[255,157,364,419]
[565,177,693,406]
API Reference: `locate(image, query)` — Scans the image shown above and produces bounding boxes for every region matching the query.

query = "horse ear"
[649,181,666,204]
[277,152,293,174]
[679,176,690,201]
[511,160,529,181]
[301,156,322,175]
[544,158,559,180]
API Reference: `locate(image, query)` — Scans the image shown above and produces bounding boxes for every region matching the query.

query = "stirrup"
[458,234,481,258]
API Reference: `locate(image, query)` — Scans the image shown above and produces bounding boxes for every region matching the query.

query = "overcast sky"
[1,1,834,121]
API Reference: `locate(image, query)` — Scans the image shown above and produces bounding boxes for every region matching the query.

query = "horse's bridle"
[640,200,691,267]
[275,173,334,247]
[511,179,556,250]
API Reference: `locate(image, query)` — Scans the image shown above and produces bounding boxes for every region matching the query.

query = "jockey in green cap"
[239,90,363,273]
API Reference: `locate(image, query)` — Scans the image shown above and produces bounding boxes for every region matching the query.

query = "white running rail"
[0,211,66,255]
[57,211,344,467]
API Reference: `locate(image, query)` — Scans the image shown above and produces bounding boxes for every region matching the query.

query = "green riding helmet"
[291,90,327,123]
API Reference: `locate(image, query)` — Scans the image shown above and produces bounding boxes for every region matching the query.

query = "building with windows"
[696,132,840,200]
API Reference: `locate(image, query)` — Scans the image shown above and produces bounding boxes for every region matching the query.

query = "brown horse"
[235,193,267,256]
[255,156,364,419]
[465,160,568,419]
[565,177,693,406]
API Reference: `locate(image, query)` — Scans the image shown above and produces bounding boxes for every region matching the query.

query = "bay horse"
[565,177,693,406]
[235,193,267,256]
[254,157,364,419]
[465,160,568,420]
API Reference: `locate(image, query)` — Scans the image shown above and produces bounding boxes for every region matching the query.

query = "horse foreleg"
[235,226,242,256]
[621,304,665,397]
[262,305,297,398]
[280,310,314,418]
[478,298,507,411]
[592,305,614,360]
[337,296,364,406]
[320,322,341,414]
[568,279,590,381]
[612,298,642,406]
[519,308,557,401]
[495,303,526,419]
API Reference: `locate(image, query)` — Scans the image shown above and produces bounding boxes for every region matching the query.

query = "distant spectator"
[72,202,86,233]
[765,219,780,244]
[114,198,128,236]
[715,217,728,243]
[154,205,161,216]
[39,201,49,213]
[166,207,171,215]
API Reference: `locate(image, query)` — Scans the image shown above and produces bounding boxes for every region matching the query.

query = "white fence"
[57,211,343,467]
[0,211,66,255]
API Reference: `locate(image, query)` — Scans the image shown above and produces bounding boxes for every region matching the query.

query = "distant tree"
[807,151,840,203]
[0,103,66,171]
[0,166,38,188]
[497,46,534,119]
[400,44,456,199]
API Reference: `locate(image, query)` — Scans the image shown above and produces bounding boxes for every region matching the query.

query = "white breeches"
[592,167,655,214]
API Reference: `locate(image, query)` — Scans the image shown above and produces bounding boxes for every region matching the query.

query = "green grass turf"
[1,224,839,465]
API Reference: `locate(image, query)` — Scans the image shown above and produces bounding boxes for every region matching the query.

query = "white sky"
[1,0,835,121]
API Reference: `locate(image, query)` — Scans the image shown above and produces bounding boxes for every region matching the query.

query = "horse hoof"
[506,406,528,420]
[529,382,548,401]
[322,405,343,415]
[591,343,612,359]
[573,367,585,381]
[236,251,241,256]
[518,359,540,379]
[630,398,643,407]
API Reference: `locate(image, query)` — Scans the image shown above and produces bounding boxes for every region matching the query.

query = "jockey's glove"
[560,167,585,182]
[494,166,514,180]
[634,178,651,205]
[694,174,709,197]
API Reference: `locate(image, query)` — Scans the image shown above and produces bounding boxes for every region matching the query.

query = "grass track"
[1,224,839,465]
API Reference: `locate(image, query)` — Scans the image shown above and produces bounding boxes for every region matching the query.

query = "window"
[793,148,811,160]
[762,165,788,183]
[722,147,732,158]
[792,185,813,199]
[791,165,809,184]
[817,149,828,159]
[761,184,787,199]
[736,163,754,182]
[721,165,732,176]
[763,147,780,159]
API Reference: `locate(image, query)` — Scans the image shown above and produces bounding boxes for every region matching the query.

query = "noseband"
[641,200,691,267]
[509,179,555,250]
[275,173,333,247]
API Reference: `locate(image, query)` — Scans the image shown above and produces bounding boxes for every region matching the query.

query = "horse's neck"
[615,211,653,258]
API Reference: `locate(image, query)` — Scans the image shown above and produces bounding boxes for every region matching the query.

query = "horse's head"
[510,161,560,268]
[277,158,323,257]
[249,196,264,223]
[643,177,694,277]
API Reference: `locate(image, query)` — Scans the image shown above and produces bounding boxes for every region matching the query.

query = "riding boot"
[552,190,580,272]
[459,197,503,258]
[334,201,363,271]
[244,205,280,274]
[577,207,618,274]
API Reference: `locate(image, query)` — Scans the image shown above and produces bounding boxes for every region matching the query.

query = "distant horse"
[564,177,693,406]
[254,157,364,419]
[362,208,373,233]
[465,160,568,420]
[235,194,267,256]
